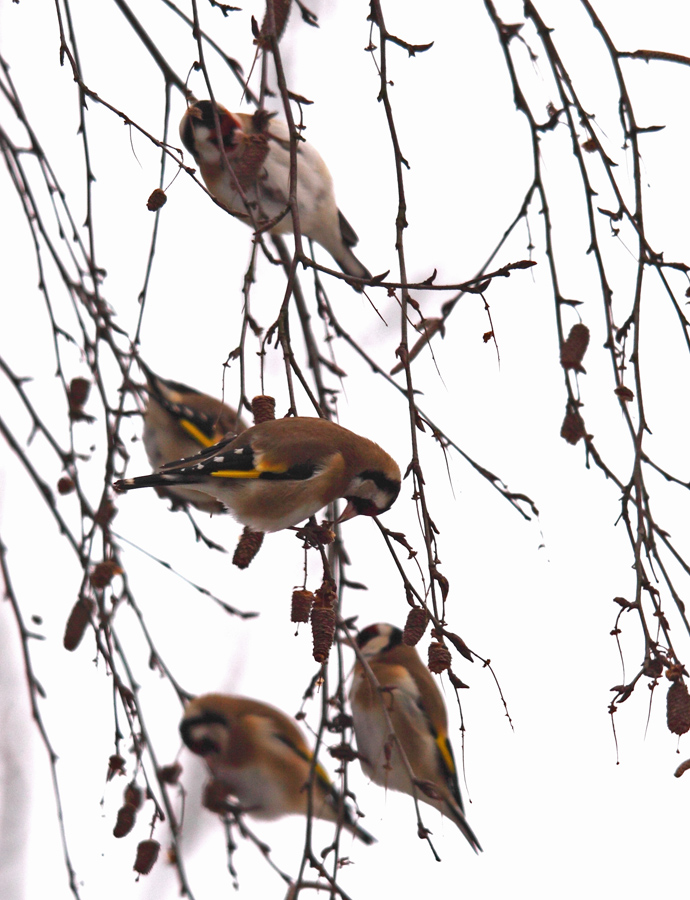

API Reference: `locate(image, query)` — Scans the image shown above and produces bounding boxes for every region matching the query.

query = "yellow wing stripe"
[211,470,261,479]
[436,733,455,776]
[180,419,216,448]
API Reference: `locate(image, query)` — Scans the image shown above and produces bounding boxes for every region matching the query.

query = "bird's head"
[180,100,241,163]
[355,623,402,658]
[338,464,401,523]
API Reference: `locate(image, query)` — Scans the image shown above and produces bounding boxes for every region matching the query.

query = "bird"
[179,100,371,289]
[349,623,481,852]
[114,416,401,533]
[138,361,246,514]
[180,693,375,844]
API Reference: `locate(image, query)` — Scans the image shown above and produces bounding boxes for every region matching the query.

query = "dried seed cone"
[133,840,160,875]
[146,188,167,211]
[113,803,137,838]
[232,527,264,569]
[251,395,276,424]
[57,476,75,495]
[560,323,590,372]
[560,409,586,445]
[428,641,452,674]
[667,680,690,735]
[291,589,314,623]
[403,607,429,646]
[63,597,94,651]
[311,602,336,663]
[68,377,91,409]
[124,783,143,810]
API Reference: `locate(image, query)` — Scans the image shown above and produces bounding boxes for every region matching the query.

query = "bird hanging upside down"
[180,693,375,844]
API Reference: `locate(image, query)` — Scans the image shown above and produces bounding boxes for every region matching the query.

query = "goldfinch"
[114,416,401,533]
[139,361,246,514]
[180,693,375,844]
[349,623,481,852]
[179,101,371,289]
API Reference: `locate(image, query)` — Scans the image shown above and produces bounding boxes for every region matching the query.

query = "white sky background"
[1,0,690,898]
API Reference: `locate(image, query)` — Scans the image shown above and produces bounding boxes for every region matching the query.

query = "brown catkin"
[113,804,137,838]
[232,527,264,569]
[291,589,314,623]
[560,323,590,372]
[251,395,276,424]
[146,188,167,211]
[560,409,586,445]
[63,598,94,651]
[667,680,690,735]
[403,607,429,646]
[124,783,143,810]
[311,602,336,664]
[428,641,452,674]
[68,377,90,410]
[57,476,75,495]
[133,840,160,875]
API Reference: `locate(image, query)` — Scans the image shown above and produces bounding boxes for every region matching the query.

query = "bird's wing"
[158,436,319,482]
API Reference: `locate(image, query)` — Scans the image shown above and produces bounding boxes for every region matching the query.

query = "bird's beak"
[336,501,358,524]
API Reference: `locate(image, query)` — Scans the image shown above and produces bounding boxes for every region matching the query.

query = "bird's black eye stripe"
[259,462,318,481]
[359,470,401,497]
[182,711,227,730]
[179,710,228,750]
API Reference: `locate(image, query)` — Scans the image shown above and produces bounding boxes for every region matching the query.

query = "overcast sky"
[2,1,690,898]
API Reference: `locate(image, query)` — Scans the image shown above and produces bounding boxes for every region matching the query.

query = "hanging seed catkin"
[133,840,160,876]
[667,680,690,735]
[232,527,264,569]
[311,587,336,664]
[63,597,94,651]
[113,804,137,838]
[560,323,590,372]
[428,641,452,674]
[403,607,429,646]
[251,394,276,424]
[291,589,314,623]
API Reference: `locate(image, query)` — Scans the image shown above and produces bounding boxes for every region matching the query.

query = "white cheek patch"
[360,629,393,659]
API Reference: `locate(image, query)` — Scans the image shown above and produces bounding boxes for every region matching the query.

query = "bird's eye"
[189,735,221,756]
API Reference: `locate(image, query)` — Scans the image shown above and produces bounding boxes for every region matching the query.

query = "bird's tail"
[114,471,205,493]
[343,809,376,846]
[334,247,372,292]
[445,798,482,854]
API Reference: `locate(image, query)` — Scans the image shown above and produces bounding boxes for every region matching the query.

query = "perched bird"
[180,693,375,844]
[349,623,481,852]
[115,416,401,533]
[179,100,371,289]
[139,361,246,514]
